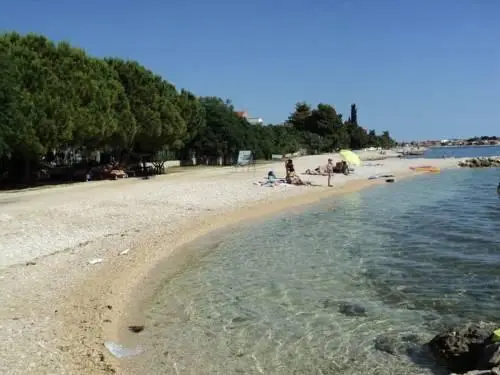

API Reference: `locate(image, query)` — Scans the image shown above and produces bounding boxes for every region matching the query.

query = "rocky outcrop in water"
[458,157,500,168]
[428,324,500,374]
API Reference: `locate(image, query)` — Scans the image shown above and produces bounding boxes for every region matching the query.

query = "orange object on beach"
[410,166,441,173]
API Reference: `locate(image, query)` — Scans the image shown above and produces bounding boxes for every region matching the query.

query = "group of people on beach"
[263,157,350,187]
[303,158,350,186]
[264,159,307,186]
[284,158,349,186]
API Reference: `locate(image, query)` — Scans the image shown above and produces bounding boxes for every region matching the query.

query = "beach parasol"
[339,149,361,166]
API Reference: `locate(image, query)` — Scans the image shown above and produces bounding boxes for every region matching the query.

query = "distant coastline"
[428,144,500,148]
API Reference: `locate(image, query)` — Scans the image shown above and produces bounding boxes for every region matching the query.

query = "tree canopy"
[0,32,395,183]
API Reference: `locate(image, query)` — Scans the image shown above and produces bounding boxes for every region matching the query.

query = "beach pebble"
[128,325,144,333]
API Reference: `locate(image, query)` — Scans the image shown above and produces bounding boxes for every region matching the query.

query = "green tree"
[378,130,395,149]
[347,124,368,149]
[106,58,186,154]
[367,130,379,147]
[348,103,358,125]
[176,89,206,159]
[287,102,311,131]
[0,31,397,183]
[0,49,19,157]
[192,97,244,161]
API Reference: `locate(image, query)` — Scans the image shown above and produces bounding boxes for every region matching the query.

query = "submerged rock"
[374,333,423,356]
[337,302,367,317]
[428,323,495,374]
[319,299,367,316]
[374,335,398,355]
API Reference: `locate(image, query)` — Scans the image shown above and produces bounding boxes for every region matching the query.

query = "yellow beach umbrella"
[339,149,361,166]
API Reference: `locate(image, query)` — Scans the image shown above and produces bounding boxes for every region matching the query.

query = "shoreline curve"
[91,172,424,374]
[0,155,466,374]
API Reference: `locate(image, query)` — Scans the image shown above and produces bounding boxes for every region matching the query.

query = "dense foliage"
[0,32,395,183]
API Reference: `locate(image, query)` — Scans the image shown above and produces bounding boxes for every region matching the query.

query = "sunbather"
[284,159,306,185]
[304,165,329,176]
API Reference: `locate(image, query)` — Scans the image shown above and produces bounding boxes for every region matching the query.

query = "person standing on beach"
[326,158,334,187]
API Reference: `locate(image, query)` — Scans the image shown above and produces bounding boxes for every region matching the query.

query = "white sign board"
[272,154,283,161]
[236,150,253,166]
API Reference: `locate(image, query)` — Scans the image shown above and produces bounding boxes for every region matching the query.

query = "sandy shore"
[0,154,464,374]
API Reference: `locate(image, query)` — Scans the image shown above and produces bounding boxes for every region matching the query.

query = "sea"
[423,144,500,159]
[126,146,500,375]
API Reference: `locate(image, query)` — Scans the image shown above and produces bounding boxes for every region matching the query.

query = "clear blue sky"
[1,0,498,141]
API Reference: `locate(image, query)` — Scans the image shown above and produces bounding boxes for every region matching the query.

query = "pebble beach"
[0,152,466,374]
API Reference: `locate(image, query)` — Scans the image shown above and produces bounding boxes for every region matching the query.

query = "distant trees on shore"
[0,32,395,183]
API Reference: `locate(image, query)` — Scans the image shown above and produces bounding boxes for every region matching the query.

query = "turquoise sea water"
[128,165,500,375]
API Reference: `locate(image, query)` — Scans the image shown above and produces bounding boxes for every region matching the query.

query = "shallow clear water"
[131,168,500,375]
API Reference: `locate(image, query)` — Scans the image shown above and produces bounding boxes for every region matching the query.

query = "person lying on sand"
[304,166,328,176]
[268,170,277,180]
[254,170,290,187]
[257,179,282,187]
